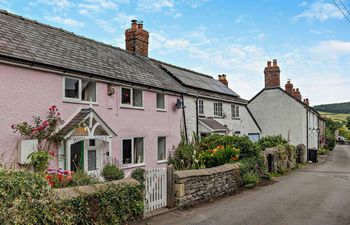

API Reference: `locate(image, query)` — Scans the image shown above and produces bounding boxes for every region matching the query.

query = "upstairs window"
[231,105,240,119]
[198,99,204,115]
[214,102,223,117]
[64,77,96,102]
[157,93,165,110]
[121,87,143,107]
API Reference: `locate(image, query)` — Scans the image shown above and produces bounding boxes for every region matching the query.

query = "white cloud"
[173,12,182,18]
[47,16,85,27]
[113,12,137,29]
[78,0,128,14]
[235,15,248,24]
[137,0,174,12]
[38,0,72,9]
[294,1,343,22]
[310,40,350,58]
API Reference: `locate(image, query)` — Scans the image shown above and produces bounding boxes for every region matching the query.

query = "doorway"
[71,141,84,171]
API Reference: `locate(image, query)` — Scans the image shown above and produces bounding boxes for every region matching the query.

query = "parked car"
[336,136,345,145]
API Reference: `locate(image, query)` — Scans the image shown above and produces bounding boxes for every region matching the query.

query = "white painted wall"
[183,95,260,141]
[248,89,306,146]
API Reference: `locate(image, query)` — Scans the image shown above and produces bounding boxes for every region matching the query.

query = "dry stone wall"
[174,164,241,208]
[261,145,297,174]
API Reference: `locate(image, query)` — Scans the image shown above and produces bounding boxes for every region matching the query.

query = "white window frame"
[120,87,144,109]
[63,76,98,104]
[198,99,204,115]
[214,102,223,117]
[156,93,166,111]
[157,136,167,163]
[231,104,240,119]
[121,137,145,167]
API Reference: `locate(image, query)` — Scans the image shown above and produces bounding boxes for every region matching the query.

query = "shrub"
[0,169,65,224]
[131,168,145,184]
[242,172,260,188]
[318,147,329,155]
[101,163,125,181]
[168,135,197,170]
[199,134,260,159]
[46,169,73,188]
[257,135,288,151]
[69,169,99,186]
[325,130,336,151]
[28,150,53,173]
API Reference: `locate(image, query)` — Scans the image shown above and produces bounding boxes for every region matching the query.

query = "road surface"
[139,145,350,225]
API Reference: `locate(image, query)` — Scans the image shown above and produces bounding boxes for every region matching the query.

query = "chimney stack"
[125,20,149,57]
[303,98,310,106]
[293,88,301,100]
[264,59,280,88]
[285,79,293,95]
[218,74,228,86]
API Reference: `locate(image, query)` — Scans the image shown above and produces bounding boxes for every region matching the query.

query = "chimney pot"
[218,74,228,86]
[267,61,271,67]
[273,59,277,66]
[137,20,143,29]
[285,79,293,95]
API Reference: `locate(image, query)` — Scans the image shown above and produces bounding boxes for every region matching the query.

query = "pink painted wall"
[0,63,183,170]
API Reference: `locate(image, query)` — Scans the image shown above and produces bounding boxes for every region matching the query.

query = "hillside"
[319,112,349,123]
[314,102,350,114]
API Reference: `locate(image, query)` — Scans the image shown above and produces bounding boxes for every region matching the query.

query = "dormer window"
[64,77,96,102]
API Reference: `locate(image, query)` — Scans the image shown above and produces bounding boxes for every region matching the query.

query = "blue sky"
[1,0,349,105]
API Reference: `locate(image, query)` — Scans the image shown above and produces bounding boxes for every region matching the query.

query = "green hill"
[314,102,350,114]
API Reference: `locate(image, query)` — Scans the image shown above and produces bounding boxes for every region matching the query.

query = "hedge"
[0,169,144,225]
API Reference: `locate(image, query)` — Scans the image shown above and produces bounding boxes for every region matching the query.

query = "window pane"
[157,93,165,109]
[122,139,132,164]
[88,150,97,171]
[133,138,144,164]
[236,106,240,118]
[121,88,131,105]
[89,139,95,147]
[133,89,143,107]
[65,77,79,99]
[158,137,166,161]
[199,100,204,115]
[82,80,96,102]
[218,103,223,116]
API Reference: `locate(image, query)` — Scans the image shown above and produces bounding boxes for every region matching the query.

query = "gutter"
[181,94,188,143]
[196,96,199,139]
[306,109,309,161]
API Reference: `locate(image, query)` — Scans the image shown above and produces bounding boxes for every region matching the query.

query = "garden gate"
[144,167,167,213]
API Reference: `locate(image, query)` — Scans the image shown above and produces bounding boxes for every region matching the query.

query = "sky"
[0,0,349,105]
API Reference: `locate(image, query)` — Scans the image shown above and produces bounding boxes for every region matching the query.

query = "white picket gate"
[144,167,167,213]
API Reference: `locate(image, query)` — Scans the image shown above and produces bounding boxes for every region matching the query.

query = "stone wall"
[261,145,296,174]
[174,164,241,208]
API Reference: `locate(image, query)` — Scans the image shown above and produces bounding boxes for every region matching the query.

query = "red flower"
[42,120,49,127]
[231,156,239,161]
[57,173,63,181]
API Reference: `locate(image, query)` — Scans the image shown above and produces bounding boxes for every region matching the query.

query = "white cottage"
[248,59,324,160]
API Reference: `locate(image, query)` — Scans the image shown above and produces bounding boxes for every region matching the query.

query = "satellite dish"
[176,99,183,109]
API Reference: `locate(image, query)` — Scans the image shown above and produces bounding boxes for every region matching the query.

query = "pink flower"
[42,120,49,127]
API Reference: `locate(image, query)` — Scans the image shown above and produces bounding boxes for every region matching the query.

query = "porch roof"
[198,118,229,133]
[56,108,116,138]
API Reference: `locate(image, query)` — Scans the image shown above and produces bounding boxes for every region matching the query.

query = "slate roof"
[0,10,186,93]
[152,60,248,104]
[199,118,229,132]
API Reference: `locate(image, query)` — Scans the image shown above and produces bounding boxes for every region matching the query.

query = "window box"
[63,76,97,103]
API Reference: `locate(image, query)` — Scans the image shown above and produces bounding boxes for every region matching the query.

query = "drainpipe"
[181,95,188,143]
[306,109,309,161]
[195,96,199,139]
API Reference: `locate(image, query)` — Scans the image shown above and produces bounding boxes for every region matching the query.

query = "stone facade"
[261,145,296,174]
[174,164,241,207]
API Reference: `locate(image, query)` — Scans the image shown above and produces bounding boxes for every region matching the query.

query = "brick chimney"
[218,74,228,86]
[293,88,301,100]
[303,98,309,106]
[125,20,149,57]
[285,79,293,95]
[264,59,280,88]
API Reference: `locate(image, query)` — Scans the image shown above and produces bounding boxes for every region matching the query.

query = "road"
[138,145,350,225]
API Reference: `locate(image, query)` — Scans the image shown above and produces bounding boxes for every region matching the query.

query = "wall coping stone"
[53,178,139,200]
[174,163,240,179]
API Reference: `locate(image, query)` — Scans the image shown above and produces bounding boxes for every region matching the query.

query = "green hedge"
[0,169,144,225]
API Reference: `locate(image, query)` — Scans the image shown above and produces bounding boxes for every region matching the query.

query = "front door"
[71,141,84,171]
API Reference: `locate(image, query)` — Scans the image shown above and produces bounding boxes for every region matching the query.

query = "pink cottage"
[0,11,187,173]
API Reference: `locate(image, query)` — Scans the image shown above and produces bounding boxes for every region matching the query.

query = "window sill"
[157,160,168,164]
[156,109,167,112]
[121,163,145,169]
[63,99,98,105]
[120,105,144,110]
[214,116,223,119]
[232,118,240,120]
[198,114,205,117]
